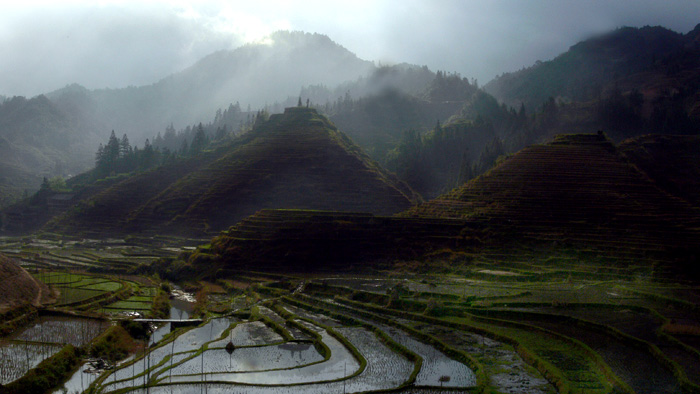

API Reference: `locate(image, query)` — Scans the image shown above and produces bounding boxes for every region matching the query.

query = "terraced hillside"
[619,134,700,207]
[48,107,420,236]
[403,133,700,273]
[197,209,473,273]
[187,133,700,278]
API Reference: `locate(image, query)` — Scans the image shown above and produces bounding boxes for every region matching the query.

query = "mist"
[2,1,699,97]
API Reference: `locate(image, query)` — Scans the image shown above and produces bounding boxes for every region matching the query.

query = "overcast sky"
[1,0,699,97]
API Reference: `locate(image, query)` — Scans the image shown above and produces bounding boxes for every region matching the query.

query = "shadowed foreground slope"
[403,133,700,271]
[619,134,700,208]
[0,253,51,312]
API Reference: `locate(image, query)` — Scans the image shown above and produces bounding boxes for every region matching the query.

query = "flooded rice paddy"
[86,300,476,394]
[14,315,109,347]
[0,342,63,384]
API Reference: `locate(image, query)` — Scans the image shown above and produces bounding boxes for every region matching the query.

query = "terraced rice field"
[0,316,109,386]
[13,316,108,347]
[0,342,63,384]
[59,266,697,394]
[100,286,157,316]
[312,270,700,394]
[3,234,699,394]
[0,235,182,273]
[84,294,480,394]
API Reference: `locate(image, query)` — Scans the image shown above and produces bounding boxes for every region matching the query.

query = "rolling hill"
[45,107,420,236]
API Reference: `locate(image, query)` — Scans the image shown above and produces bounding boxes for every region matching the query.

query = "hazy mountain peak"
[484,24,695,109]
[46,83,90,99]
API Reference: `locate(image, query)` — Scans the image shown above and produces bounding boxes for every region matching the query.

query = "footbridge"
[132,318,203,329]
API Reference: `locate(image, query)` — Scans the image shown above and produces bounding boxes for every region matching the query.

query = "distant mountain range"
[45,31,374,139]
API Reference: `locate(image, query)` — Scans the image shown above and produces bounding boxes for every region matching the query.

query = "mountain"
[47,31,375,142]
[42,107,420,236]
[0,32,427,205]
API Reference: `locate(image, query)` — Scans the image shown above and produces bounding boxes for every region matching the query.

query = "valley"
[0,10,699,394]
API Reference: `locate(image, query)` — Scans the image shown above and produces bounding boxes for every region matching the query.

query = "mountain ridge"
[484,24,700,111]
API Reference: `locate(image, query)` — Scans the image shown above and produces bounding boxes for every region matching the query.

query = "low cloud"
[1,1,699,97]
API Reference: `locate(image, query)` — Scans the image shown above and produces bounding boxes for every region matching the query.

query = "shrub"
[90,325,136,362]
[119,319,150,340]
[151,290,170,319]
[4,345,81,394]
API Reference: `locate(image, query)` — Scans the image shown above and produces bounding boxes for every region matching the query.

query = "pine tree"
[179,139,189,156]
[215,125,227,141]
[103,130,121,173]
[153,132,164,148]
[141,139,155,168]
[164,124,177,151]
[119,134,132,158]
[95,143,105,167]
[190,123,208,154]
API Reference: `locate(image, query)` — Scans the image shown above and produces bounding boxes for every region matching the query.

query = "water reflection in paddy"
[168,328,357,385]
[0,342,62,385]
[168,341,323,375]
[14,316,109,347]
